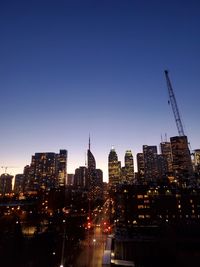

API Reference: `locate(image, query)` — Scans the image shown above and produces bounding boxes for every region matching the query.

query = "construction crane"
[164,70,185,136]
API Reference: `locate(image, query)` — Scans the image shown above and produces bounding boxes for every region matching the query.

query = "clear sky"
[0,0,199,181]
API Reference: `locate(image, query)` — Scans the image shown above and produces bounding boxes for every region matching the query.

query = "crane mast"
[164,70,185,136]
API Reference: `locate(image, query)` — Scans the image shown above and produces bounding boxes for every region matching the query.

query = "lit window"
[138,215,145,219]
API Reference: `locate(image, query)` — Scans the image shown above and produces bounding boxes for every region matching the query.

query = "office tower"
[0,173,13,195]
[24,150,67,191]
[137,153,145,179]
[74,167,88,188]
[67,174,74,186]
[108,148,121,185]
[157,154,168,178]
[14,174,25,194]
[124,150,134,183]
[143,145,159,181]
[87,138,96,190]
[56,149,67,187]
[170,136,193,180]
[160,142,173,174]
[194,149,200,174]
[87,137,103,200]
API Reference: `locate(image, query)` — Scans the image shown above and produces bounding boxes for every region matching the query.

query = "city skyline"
[0,0,200,181]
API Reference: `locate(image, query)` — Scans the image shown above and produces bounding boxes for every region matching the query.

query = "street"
[73,226,107,267]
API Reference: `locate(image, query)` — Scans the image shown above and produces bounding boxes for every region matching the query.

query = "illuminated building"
[56,149,67,187]
[24,150,67,191]
[124,150,134,183]
[108,148,121,185]
[137,153,145,180]
[143,145,159,181]
[87,137,103,199]
[74,167,88,188]
[194,149,200,174]
[121,150,135,183]
[67,173,74,185]
[0,173,13,195]
[14,174,25,194]
[160,142,173,174]
[170,136,193,180]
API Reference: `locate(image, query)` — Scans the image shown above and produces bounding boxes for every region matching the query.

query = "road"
[73,226,107,267]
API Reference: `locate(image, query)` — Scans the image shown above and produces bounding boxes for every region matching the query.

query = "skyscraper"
[0,173,13,195]
[74,166,88,188]
[170,136,193,180]
[56,149,67,187]
[108,148,121,185]
[14,174,25,194]
[194,149,200,174]
[24,150,67,191]
[124,150,134,183]
[143,145,159,181]
[137,153,145,180]
[160,141,173,174]
[87,137,103,200]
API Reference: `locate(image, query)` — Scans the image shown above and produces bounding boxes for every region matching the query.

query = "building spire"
[89,134,91,151]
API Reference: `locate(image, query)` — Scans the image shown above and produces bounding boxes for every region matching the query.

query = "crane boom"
[164,70,185,136]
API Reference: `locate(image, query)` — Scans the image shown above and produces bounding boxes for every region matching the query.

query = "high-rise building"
[67,174,74,186]
[0,173,13,195]
[108,148,121,185]
[56,149,67,187]
[124,150,134,183]
[24,150,67,191]
[87,137,103,200]
[137,153,145,180]
[194,149,200,168]
[87,137,96,190]
[143,145,159,181]
[14,174,25,194]
[170,136,193,180]
[74,167,88,188]
[160,142,173,174]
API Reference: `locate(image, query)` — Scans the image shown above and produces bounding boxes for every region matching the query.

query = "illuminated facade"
[143,145,159,180]
[194,149,200,174]
[74,166,88,188]
[24,150,67,191]
[124,150,134,183]
[108,148,121,185]
[160,142,173,174]
[137,153,145,179]
[0,173,13,195]
[56,149,67,187]
[170,136,193,180]
[87,139,103,200]
[14,174,25,194]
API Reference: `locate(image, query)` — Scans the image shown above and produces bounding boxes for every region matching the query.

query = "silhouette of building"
[24,150,67,192]
[67,173,74,186]
[160,141,173,174]
[170,136,193,181]
[0,173,13,195]
[121,150,134,183]
[143,145,159,181]
[137,153,145,180]
[74,167,88,188]
[57,149,67,187]
[87,137,103,200]
[108,148,121,185]
[14,174,25,194]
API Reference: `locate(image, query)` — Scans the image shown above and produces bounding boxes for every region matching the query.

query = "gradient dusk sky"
[0,0,199,181]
